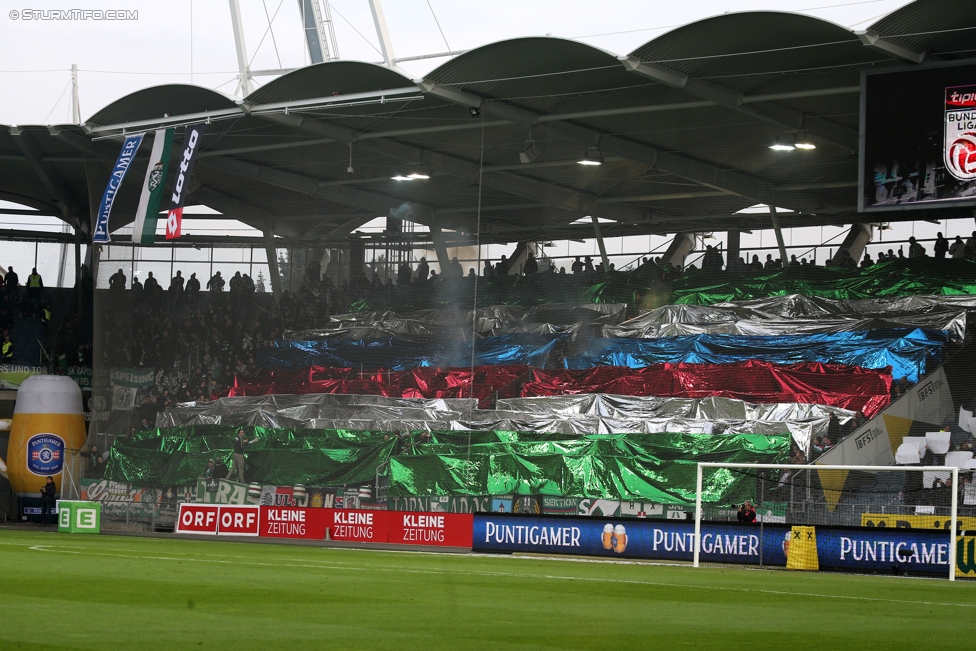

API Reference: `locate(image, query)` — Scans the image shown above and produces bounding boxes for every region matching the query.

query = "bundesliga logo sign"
[944,84,976,181]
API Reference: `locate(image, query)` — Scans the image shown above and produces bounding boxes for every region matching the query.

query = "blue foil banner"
[567,329,943,382]
[93,133,144,243]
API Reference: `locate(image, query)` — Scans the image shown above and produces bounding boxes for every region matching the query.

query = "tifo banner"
[0,365,91,391]
[132,128,174,244]
[0,365,47,390]
[93,133,144,243]
[81,478,186,517]
[166,123,205,240]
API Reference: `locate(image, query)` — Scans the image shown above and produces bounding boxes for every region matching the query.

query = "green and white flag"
[132,128,174,244]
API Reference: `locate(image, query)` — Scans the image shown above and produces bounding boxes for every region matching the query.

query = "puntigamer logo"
[27,433,64,475]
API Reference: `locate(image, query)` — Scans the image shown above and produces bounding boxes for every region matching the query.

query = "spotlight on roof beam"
[469,106,480,117]
[519,139,540,164]
[578,149,604,165]
[769,136,795,152]
[406,172,430,180]
[795,141,816,150]
[391,171,412,181]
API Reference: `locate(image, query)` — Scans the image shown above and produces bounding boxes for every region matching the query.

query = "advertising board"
[860,60,976,212]
[473,516,957,575]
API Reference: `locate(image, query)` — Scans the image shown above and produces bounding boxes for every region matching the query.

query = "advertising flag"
[132,128,174,244]
[92,133,144,243]
[165,123,206,240]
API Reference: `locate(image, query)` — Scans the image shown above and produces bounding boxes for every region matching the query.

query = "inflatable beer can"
[1,375,87,495]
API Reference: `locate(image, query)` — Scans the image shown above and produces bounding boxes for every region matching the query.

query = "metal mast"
[228,0,254,96]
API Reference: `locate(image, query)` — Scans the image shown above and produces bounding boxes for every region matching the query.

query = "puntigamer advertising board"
[860,60,976,212]
[473,515,957,575]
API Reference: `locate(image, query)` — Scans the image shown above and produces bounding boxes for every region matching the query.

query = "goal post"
[693,463,961,581]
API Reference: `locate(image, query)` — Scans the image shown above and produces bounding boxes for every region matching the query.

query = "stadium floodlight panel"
[578,149,604,165]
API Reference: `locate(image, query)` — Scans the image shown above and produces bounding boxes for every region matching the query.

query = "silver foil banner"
[604,294,969,340]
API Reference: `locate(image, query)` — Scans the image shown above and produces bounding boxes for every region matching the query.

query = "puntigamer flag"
[132,128,174,244]
[92,133,144,244]
[165,123,205,240]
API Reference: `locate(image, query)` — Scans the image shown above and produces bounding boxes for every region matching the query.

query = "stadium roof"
[2,0,975,246]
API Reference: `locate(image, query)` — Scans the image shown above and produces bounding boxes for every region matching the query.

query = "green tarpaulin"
[106,426,396,487]
[389,432,790,506]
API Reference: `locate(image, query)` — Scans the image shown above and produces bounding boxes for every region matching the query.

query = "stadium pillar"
[591,216,611,272]
[430,224,451,271]
[74,228,82,313]
[726,230,740,268]
[768,205,789,265]
[662,232,695,268]
[263,230,282,300]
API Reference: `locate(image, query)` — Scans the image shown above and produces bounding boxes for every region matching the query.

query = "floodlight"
[577,149,604,165]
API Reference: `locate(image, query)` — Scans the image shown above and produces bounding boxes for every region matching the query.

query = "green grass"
[1,529,974,650]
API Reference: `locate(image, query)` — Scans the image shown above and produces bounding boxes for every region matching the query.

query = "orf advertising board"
[860,60,976,212]
[176,504,258,536]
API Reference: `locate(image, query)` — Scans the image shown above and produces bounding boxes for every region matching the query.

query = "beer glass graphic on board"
[602,523,614,550]
[2,375,87,495]
[612,524,628,554]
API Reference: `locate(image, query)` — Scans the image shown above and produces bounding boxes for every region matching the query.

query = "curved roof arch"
[628,11,885,92]
[245,60,415,104]
[425,36,633,102]
[88,84,237,126]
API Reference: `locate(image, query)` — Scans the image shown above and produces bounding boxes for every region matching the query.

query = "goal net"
[693,463,968,580]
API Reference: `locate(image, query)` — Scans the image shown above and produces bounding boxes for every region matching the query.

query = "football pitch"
[1,529,973,650]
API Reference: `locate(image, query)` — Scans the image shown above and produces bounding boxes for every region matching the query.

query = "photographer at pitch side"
[736,500,757,524]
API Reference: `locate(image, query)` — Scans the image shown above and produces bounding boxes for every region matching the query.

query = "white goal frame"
[694,463,960,581]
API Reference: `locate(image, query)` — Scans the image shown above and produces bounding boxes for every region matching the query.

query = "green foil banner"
[388,432,790,506]
[105,426,396,487]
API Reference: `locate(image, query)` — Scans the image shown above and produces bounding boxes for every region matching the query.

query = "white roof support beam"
[855,30,926,63]
[619,57,858,151]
